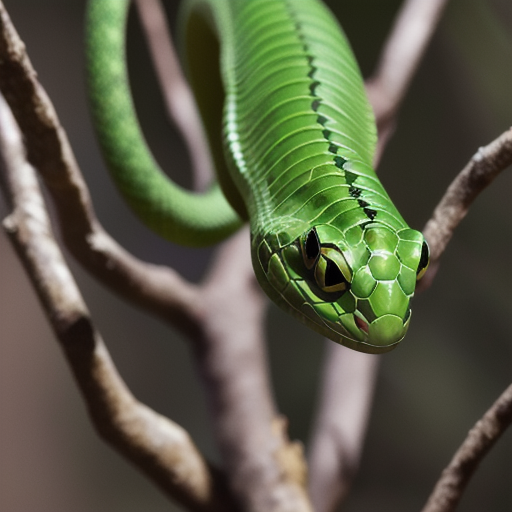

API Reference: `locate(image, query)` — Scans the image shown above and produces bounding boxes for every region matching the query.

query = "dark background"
[1,1,511,511]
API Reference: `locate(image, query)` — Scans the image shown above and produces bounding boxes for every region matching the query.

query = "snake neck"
[181,0,429,352]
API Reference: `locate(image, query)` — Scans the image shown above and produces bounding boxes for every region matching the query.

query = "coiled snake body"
[86,0,429,353]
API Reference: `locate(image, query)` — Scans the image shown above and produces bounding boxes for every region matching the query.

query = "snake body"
[86,0,429,353]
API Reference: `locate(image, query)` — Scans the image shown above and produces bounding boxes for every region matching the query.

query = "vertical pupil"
[305,229,320,260]
[324,259,344,286]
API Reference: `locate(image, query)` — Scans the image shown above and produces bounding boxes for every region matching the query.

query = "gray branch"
[423,127,512,264]
[0,94,233,512]
[0,1,311,510]
[421,383,512,512]
[134,0,212,190]
[1,0,510,511]
[308,1,451,510]
[366,0,450,159]
[308,348,379,512]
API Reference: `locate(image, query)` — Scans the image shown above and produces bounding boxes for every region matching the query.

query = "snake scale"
[86,0,429,353]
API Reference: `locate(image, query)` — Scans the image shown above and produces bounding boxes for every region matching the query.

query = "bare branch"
[366,0,449,160]
[134,0,212,190]
[131,3,313,509]
[0,0,202,339]
[0,94,234,512]
[6,1,507,511]
[421,382,512,512]
[308,346,379,512]
[423,127,512,263]
[196,230,311,511]
[1,1,312,509]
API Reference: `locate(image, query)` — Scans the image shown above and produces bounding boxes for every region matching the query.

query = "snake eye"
[416,241,430,281]
[314,247,352,293]
[302,228,320,269]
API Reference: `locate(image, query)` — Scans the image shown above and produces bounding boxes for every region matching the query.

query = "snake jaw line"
[252,220,429,353]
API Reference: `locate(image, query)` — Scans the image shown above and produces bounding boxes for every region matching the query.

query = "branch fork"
[1,1,510,511]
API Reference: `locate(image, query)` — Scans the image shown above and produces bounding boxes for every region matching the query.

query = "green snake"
[86,0,429,353]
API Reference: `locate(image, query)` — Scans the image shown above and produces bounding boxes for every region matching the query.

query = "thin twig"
[421,382,512,512]
[366,0,450,162]
[0,93,235,512]
[134,0,212,190]
[423,127,512,263]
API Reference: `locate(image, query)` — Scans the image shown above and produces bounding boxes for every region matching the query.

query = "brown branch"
[0,2,312,510]
[423,127,512,263]
[308,347,379,512]
[421,382,512,512]
[0,94,234,512]
[193,231,311,511]
[0,0,201,339]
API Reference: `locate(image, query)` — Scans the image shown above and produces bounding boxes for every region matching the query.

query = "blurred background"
[1,0,511,511]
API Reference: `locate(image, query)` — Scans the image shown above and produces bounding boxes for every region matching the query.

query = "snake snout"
[368,314,408,347]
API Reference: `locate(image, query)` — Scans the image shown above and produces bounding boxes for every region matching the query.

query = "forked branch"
[0,1,308,510]
[0,0,203,339]
[0,94,234,512]
[0,0,510,511]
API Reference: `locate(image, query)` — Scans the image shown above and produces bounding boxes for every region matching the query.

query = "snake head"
[253,222,429,354]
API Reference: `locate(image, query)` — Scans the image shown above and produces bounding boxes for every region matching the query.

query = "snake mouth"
[354,315,369,334]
